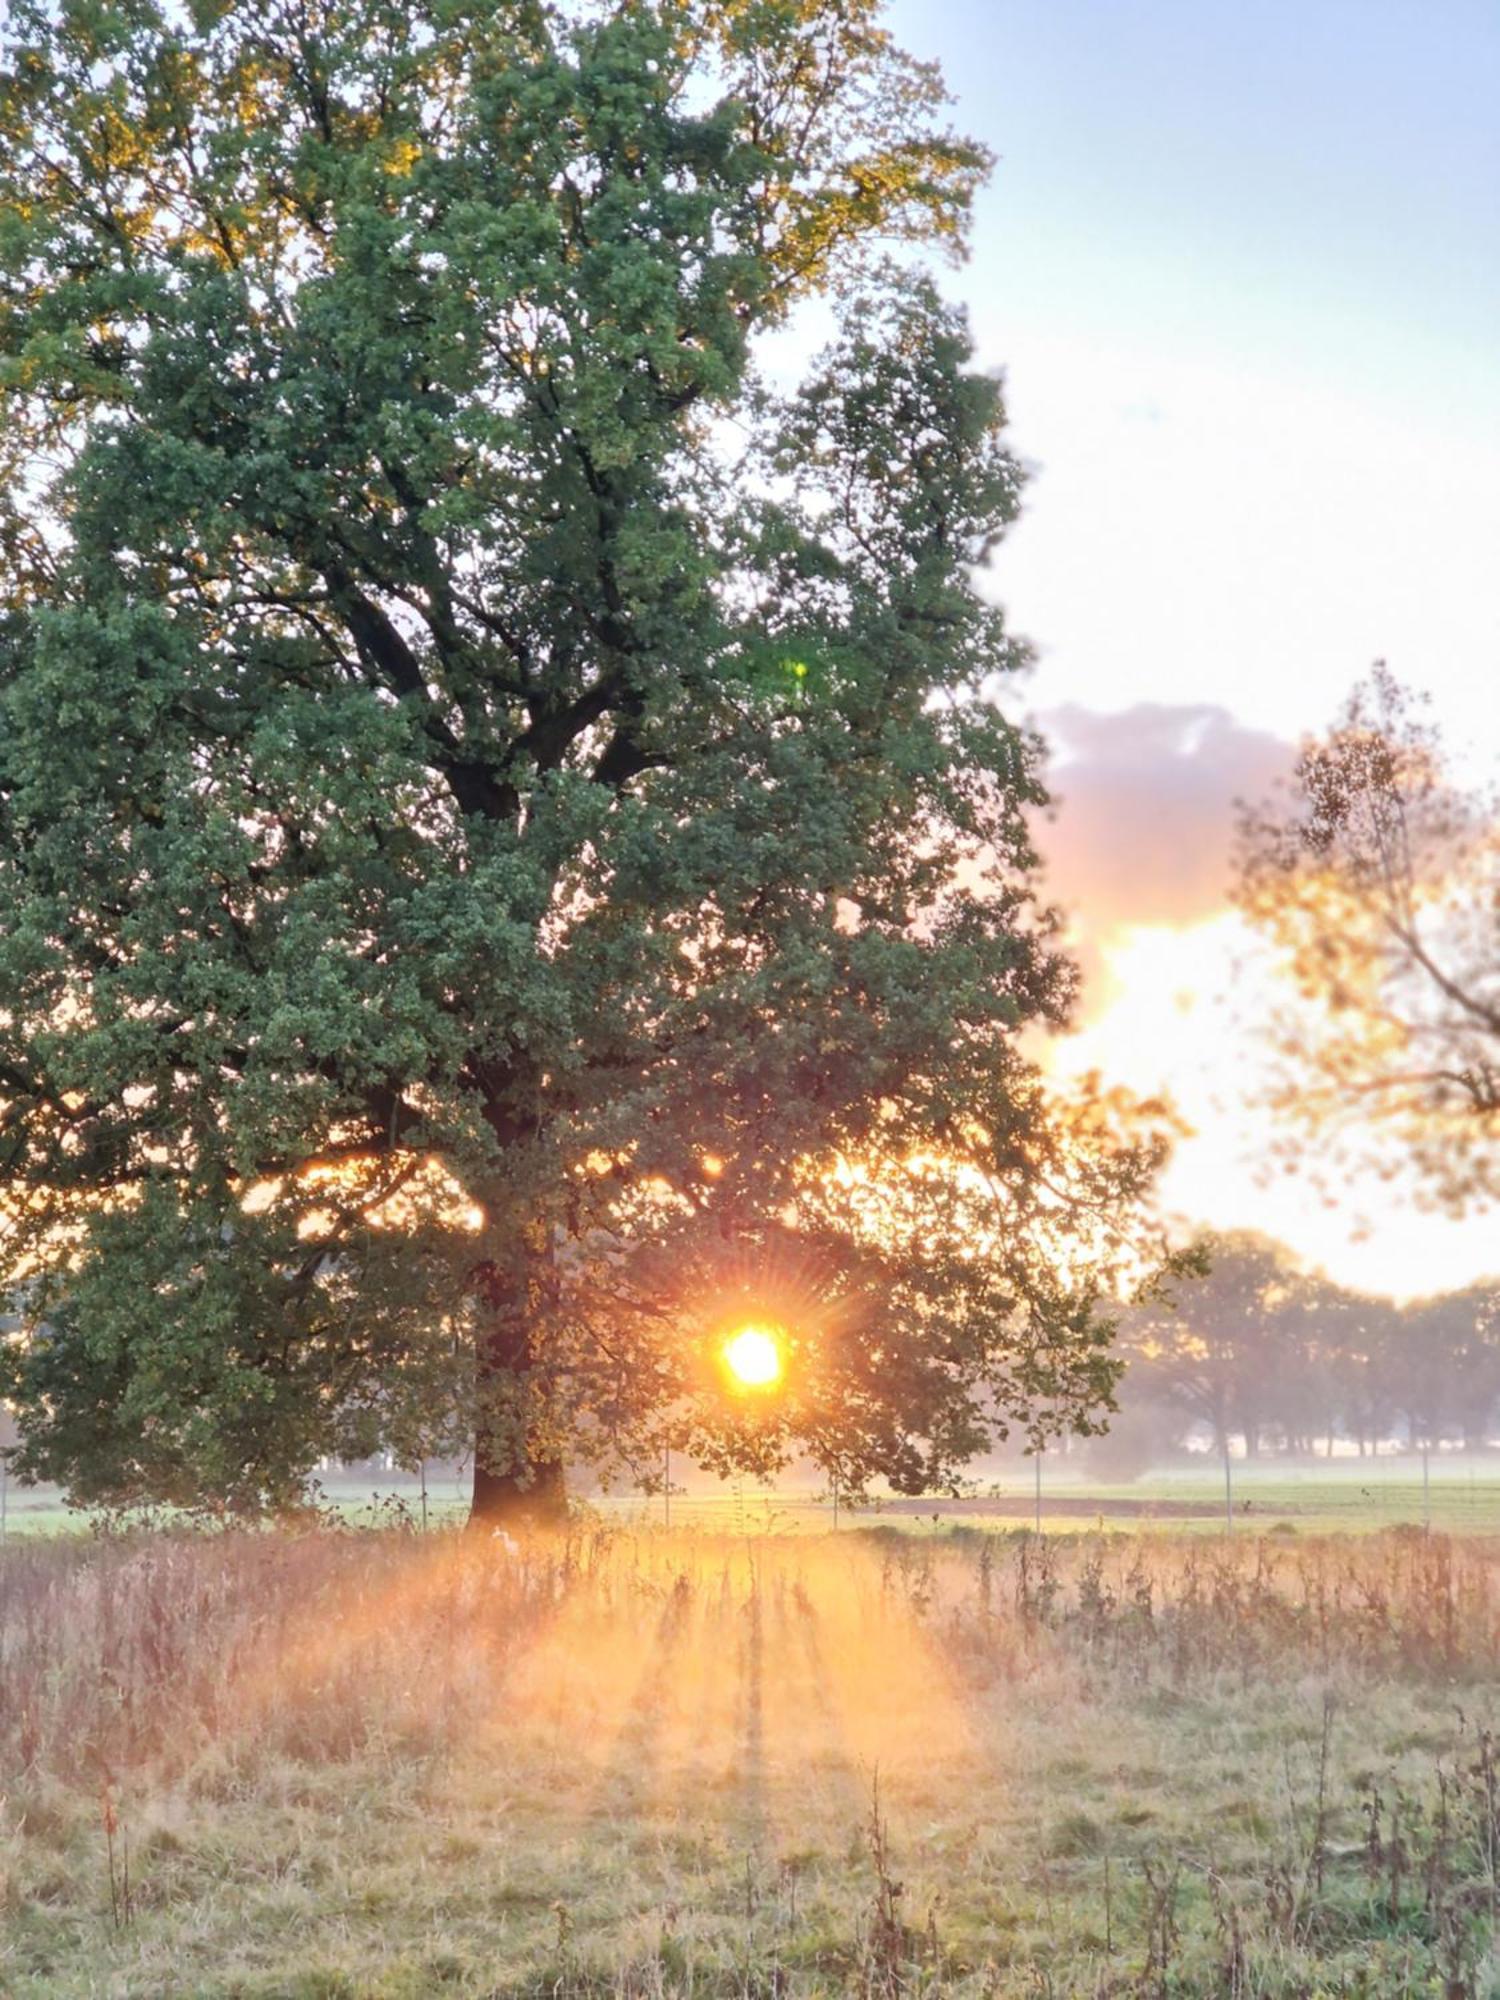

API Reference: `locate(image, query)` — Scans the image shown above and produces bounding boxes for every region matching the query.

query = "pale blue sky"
[897,0,1498,376]
[887,0,1500,754]
[879,1,1500,1289]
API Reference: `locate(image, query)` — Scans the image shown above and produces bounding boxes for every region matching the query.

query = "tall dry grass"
[6,1521,1499,1783]
[3,1523,1500,1995]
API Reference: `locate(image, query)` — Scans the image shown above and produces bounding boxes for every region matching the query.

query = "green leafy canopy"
[0,0,1167,1513]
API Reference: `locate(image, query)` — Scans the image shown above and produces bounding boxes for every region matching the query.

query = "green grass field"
[6,1455,1498,1542]
[5,1520,1500,1995]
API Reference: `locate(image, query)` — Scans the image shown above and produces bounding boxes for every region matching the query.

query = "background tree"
[1389,1286,1500,1453]
[1122,1231,1319,1459]
[1237,664,1500,1210]
[0,0,1166,1522]
[1315,1284,1402,1460]
[1110,1233,1500,1464]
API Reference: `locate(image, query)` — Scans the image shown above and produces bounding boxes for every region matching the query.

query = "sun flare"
[722,1324,784,1390]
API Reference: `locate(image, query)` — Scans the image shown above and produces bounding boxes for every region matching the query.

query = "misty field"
[9,1455,1498,1542]
[3,1526,1500,1998]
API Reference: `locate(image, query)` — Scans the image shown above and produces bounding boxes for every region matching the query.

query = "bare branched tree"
[1236,664,1500,1209]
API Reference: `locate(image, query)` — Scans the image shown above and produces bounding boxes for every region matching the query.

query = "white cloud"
[989,335,1500,782]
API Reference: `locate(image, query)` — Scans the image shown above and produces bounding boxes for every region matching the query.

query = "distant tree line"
[1094,1231,1500,1473]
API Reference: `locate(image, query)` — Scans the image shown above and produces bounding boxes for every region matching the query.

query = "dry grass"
[3,1522,1500,1996]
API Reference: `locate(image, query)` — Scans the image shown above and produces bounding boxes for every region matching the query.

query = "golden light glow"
[242,1155,485,1238]
[722,1324,784,1390]
[1042,909,1500,1300]
[247,1532,973,1835]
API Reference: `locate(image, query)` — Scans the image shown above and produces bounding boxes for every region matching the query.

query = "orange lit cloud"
[1037,702,1292,1020]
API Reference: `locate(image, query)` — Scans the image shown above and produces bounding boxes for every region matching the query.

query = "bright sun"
[722,1324,784,1390]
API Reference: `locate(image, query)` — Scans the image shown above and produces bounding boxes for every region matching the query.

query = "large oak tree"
[0,0,1164,1522]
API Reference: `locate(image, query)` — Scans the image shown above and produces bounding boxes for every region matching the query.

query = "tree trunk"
[470,1453,566,1530]
[467,1252,568,1532]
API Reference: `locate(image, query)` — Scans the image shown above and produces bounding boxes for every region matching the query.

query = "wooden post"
[1223,1437,1234,1535]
